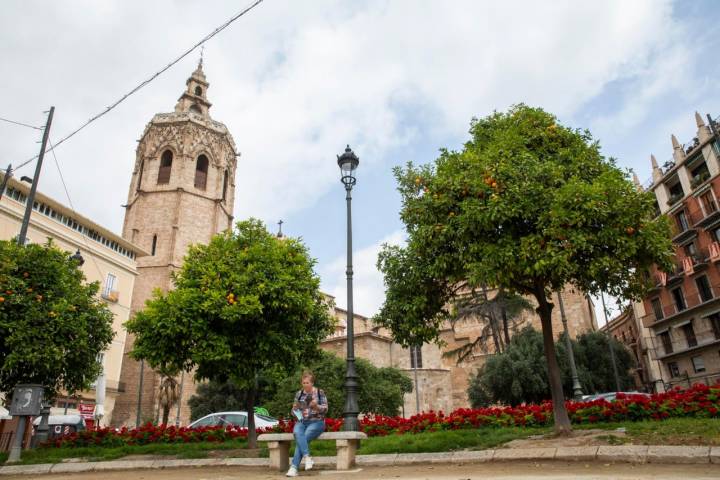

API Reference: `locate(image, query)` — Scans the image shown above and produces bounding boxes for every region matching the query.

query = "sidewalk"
[1,446,719,476]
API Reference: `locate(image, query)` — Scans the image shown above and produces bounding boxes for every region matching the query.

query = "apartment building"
[639,112,720,389]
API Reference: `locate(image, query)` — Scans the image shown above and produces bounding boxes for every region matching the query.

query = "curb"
[1,445,718,475]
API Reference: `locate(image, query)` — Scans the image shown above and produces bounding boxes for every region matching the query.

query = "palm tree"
[157,366,181,425]
[445,286,533,363]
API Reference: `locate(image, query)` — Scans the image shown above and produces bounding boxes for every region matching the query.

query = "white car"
[188,411,278,429]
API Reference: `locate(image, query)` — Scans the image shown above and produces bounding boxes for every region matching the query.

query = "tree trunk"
[162,406,170,426]
[501,304,511,346]
[534,287,572,435]
[482,285,503,353]
[245,386,257,449]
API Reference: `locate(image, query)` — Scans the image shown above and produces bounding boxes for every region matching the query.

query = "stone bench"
[257,431,367,471]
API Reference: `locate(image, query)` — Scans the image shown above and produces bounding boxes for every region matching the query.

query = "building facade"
[641,112,720,390]
[321,286,596,416]
[0,177,147,425]
[111,61,238,427]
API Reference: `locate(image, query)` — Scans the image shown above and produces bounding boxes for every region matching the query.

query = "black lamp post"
[69,249,85,266]
[337,145,359,431]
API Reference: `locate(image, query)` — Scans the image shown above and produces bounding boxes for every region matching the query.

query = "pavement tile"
[356,454,398,466]
[91,459,157,471]
[710,446,720,464]
[0,464,53,475]
[554,446,598,462]
[596,445,648,464]
[647,446,710,464]
[451,450,494,463]
[393,452,455,464]
[493,448,556,461]
[222,458,269,466]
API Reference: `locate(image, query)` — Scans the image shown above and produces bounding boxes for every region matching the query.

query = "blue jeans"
[292,420,325,467]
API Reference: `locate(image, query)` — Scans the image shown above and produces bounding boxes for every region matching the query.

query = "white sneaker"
[304,456,314,471]
[286,465,298,477]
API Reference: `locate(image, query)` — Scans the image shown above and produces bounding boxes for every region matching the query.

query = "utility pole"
[600,292,622,392]
[0,164,12,200]
[17,107,54,245]
[557,291,584,399]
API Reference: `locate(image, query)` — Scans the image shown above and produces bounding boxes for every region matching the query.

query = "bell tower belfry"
[112,62,238,426]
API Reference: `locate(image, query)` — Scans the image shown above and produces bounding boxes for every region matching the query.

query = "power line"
[0,116,43,130]
[16,0,266,172]
[49,138,105,282]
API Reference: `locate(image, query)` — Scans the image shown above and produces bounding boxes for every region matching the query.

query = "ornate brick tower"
[112,61,237,426]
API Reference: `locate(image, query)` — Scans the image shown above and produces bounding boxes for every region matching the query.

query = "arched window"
[222,170,229,202]
[158,150,173,184]
[137,160,144,190]
[151,234,157,256]
[194,86,202,96]
[194,155,209,189]
[189,104,202,114]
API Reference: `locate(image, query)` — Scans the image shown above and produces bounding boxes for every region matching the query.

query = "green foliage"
[558,330,635,394]
[188,374,276,421]
[375,104,673,346]
[263,351,412,418]
[468,327,636,406]
[0,240,114,400]
[126,219,334,388]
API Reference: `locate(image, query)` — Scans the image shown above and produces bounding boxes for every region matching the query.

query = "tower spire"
[174,62,212,117]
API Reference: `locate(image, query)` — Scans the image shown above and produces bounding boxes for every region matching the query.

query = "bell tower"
[112,61,238,426]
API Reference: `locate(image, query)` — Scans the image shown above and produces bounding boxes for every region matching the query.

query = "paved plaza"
[3,463,720,480]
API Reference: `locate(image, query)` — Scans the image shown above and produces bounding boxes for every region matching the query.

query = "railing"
[646,326,720,360]
[101,290,119,303]
[641,281,720,327]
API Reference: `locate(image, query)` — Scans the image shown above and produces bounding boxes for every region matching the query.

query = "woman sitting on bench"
[287,370,328,477]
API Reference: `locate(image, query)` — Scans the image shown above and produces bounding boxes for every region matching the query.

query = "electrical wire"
[49,139,106,282]
[0,116,43,130]
[15,0,265,171]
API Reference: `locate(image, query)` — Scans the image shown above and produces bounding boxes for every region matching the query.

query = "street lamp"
[337,145,359,431]
[556,291,584,399]
[69,249,85,266]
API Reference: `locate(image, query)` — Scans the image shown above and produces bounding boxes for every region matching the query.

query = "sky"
[2,0,719,325]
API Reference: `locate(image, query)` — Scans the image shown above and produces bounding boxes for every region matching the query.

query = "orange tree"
[126,219,334,447]
[0,240,114,400]
[375,105,673,434]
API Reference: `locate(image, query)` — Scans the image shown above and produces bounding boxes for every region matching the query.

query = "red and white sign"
[78,403,95,420]
[683,257,694,275]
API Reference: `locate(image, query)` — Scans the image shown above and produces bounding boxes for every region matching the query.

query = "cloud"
[0,0,685,235]
[320,229,405,317]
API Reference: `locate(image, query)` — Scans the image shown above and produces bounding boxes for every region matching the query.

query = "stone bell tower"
[111,61,238,426]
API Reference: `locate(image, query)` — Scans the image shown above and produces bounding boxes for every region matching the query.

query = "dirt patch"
[502,428,628,448]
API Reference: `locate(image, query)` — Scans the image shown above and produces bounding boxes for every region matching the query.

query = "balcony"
[667,191,685,207]
[653,326,720,361]
[641,281,720,328]
[682,248,710,276]
[664,262,685,287]
[690,170,711,191]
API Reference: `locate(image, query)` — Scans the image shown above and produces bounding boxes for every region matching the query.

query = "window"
[696,276,713,302]
[713,226,720,243]
[222,170,229,201]
[194,155,209,189]
[709,313,720,340]
[659,331,673,355]
[151,235,157,256]
[675,210,689,232]
[691,356,706,373]
[103,273,117,297]
[194,86,202,96]
[700,190,717,215]
[671,287,686,312]
[684,242,699,259]
[189,104,202,114]
[667,361,680,377]
[410,345,422,368]
[651,298,664,320]
[220,414,247,427]
[682,322,698,348]
[158,150,173,184]
[193,415,218,427]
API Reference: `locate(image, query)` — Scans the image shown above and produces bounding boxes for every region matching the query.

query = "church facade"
[111,62,237,426]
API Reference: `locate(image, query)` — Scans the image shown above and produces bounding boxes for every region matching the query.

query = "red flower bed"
[47,383,720,448]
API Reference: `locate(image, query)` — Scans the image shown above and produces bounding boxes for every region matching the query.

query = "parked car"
[581,391,651,402]
[32,414,85,439]
[188,411,278,429]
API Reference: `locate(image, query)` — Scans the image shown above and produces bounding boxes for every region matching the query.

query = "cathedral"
[112,61,237,426]
[110,63,598,425]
